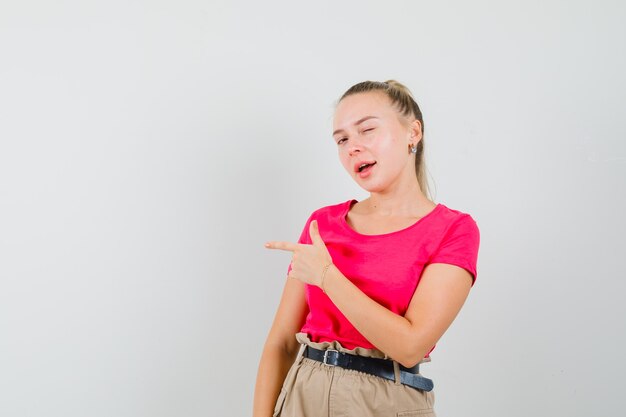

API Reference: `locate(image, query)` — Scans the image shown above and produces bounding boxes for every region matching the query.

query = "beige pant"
[273,333,436,417]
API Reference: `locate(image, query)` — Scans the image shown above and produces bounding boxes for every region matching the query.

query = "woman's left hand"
[265,220,333,288]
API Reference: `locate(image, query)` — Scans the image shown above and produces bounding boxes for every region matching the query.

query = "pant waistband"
[303,346,434,392]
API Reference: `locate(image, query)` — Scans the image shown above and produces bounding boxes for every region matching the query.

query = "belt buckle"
[322,349,339,366]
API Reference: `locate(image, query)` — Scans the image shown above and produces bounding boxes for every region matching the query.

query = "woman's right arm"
[252,276,309,417]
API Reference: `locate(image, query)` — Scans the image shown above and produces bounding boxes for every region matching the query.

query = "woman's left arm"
[323,261,472,368]
[266,219,474,368]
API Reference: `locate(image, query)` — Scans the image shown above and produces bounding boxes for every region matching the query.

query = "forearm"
[322,265,432,367]
[252,341,298,417]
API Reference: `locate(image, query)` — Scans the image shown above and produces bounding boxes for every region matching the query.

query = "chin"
[357,182,387,193]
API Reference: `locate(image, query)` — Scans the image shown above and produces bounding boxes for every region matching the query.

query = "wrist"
[320,261,333,293]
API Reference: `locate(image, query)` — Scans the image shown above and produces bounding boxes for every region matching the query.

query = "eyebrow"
[333,116,379,137]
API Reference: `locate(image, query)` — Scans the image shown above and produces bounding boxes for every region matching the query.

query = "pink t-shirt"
[288,199,480,355]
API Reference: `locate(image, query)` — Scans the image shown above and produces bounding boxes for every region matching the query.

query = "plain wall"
[1,1,624,416]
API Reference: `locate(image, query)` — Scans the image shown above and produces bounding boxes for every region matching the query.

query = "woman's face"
[332,92,420,193]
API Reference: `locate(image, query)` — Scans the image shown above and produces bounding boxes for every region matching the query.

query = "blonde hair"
[338,80,433,200]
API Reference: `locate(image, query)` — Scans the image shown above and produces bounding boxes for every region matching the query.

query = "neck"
[365,182,432,216]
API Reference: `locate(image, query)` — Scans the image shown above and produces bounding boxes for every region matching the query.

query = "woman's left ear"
[410,119,423,142]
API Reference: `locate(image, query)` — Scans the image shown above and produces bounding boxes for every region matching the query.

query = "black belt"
[303,346,434,392]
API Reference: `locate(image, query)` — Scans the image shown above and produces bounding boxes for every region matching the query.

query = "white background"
[1,1,624,416]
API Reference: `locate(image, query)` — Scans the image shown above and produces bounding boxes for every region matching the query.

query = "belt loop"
[296,343,306,364]
[392,360,401,385]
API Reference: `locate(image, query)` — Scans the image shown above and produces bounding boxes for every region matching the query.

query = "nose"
[348,147,361,157]
[348,138,364,157]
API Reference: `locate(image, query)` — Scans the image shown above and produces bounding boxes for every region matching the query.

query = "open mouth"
[358,162,376,172]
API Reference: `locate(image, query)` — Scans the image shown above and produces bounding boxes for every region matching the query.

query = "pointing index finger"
[265,241,298,252]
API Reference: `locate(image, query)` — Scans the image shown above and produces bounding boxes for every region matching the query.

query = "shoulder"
[428,204,481,282]
[429,203,480,254]
[427,204,480,253]
[293,200,354,243]
[433,204,479,233]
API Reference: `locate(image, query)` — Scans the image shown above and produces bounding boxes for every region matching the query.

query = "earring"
[410,144,417,154]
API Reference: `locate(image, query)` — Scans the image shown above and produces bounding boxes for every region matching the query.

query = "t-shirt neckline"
[340,199,442,238]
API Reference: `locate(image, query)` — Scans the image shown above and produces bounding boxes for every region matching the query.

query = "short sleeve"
[286,213,314,275]
[428,214,480,285]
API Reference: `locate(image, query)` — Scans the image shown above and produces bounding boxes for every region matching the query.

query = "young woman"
[253,80,480,417]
